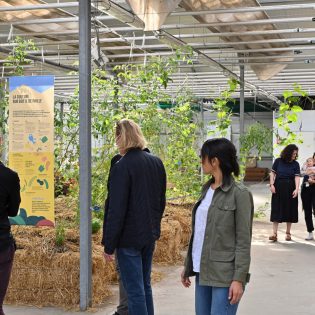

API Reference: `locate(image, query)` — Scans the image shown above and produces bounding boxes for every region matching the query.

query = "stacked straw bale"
[5,226,116,307]
[5,197,193,307]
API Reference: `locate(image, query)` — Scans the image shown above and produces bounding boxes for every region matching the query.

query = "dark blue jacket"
[104,148,166,255]
[101,154,121,246]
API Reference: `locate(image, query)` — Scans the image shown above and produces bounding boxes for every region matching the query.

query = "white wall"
[273,110,315,167]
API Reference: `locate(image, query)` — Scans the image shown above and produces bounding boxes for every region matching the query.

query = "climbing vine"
[208,78,239,137]
[274,84,306,146]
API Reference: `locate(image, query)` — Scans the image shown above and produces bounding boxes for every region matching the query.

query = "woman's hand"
[270,184,276,194]
[292,189,299,198]
[181,269,191,288]
[229,280,244,305]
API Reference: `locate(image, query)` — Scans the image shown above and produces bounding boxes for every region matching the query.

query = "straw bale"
[5,226,115,307]
[154,219,183,265]
[165,202,193,246]
[5,198,194,308]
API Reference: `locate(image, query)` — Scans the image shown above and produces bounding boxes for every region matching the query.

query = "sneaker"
[305,233,314,241]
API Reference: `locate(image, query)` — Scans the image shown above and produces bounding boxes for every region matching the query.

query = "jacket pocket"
[208,250,235,285]
[210,250,235,262]
[215,204,236,228]
[218,204,236,211]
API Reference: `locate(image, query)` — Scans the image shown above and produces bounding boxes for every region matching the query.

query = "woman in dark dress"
[269,144,300,242]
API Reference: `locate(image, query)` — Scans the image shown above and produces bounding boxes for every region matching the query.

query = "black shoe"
[112,312,120,315]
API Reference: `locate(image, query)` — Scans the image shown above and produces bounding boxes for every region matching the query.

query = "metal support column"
[79,0,92,311]
[200,101,205,183]
[240,64,245,136]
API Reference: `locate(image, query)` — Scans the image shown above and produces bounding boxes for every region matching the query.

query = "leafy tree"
[239,122,273,179]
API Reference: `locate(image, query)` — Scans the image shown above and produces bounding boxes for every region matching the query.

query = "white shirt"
[192,187,214,273]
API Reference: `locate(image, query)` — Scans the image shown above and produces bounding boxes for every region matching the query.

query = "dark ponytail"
[200,138,240,186]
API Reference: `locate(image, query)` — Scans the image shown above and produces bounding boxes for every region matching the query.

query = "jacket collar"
[200,177,235,200]
[220,178,235,192]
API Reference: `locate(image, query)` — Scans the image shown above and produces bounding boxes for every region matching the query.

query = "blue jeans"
[116,242,155,315]
[195,274,239,315]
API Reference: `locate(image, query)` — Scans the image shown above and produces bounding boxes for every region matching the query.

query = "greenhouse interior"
[0,1,315,315]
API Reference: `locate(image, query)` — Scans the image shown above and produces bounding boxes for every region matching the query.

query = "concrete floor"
[5,182,315,315]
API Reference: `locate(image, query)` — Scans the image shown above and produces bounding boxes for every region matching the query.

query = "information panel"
[9,76,55,226]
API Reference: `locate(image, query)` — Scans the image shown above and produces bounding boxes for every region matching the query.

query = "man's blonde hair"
[115,119,147,153]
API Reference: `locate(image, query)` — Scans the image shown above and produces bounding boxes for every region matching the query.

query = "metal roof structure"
[0,0,315,105]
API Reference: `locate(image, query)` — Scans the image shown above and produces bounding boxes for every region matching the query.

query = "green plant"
[239,122,273,179]
[54,47,201,207]
[253,202,269,219]
[208,78,239,137]
[0,37,39,161]
[4,36,38,75]
[274,84,306,147]
[91,218,102,234]
[55,223,66,247]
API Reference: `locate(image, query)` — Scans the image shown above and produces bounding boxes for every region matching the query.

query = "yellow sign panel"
[9,76,54,226]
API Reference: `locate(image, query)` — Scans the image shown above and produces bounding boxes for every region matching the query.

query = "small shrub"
[55,224,66,246]
[91,218,102,234]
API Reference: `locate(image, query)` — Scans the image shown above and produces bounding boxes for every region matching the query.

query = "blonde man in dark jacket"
[103,119,166,315]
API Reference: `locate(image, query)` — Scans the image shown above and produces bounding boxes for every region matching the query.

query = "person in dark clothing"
[269,144,300,242]
[103,119,166,315]
[101,154,128,315]
[0,162,21,315]
[301,157,315,240]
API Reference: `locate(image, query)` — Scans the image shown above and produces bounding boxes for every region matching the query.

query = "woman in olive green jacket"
[181,138,254,315]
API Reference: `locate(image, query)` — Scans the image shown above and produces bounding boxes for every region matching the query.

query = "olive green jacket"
[184,179,254,287]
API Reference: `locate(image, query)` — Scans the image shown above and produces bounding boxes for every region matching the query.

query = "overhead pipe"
[0,2,78,11]
[2,15,313,30]
[160,17,315,30]
[98,0,144,29]
[0,15,113,27]
[168,77,315,83]
[91,44,315,58]
[2,27,315,39]
[0,47,77,71]
[172,3,315,15]
[4,36,315,49]
[32,54,315,65]
[218,60,315,65]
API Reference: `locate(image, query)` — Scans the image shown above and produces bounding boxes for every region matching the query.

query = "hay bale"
[154,219,183,265]
[165,203,193,247]
[5,198,194,308]
[5,226,116,307]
